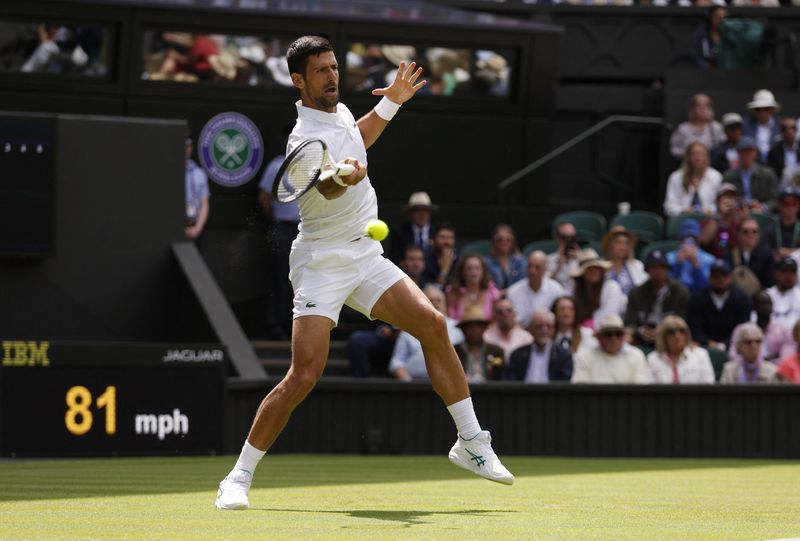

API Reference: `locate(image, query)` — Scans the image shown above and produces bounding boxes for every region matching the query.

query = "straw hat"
[595,314,625,335]
[457,304,490,328]
[381,45,416,67]
[403,191,439,212]
[266,56,293,86]
[209,51,237,80]
[600,226,638,257]
[570,248,611,278]
[747,89,780,111]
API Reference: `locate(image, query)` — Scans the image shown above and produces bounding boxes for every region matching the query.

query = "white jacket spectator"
[647,315,715,384]
[508,250,565,327]
[571,315,652,384]
[663,142,722,217]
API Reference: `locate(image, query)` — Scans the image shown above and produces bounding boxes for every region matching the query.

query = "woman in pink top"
[778,320,800,383]
[446,253,500,322]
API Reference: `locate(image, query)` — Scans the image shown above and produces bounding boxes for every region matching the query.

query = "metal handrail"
[497,115,668,191]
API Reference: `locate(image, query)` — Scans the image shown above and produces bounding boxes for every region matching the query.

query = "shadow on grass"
[254,507,513,528]
[0,454,795,503]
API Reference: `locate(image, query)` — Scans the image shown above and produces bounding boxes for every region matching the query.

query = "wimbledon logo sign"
[198,112,263,187]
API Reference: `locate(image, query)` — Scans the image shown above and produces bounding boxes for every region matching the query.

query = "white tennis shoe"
[215,469,252,510]
[448,431,515,485]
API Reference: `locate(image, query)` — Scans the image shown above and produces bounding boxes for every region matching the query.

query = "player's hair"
[286,35,334,76]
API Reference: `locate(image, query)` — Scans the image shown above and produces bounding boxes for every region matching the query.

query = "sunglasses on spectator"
[665,328,686,335]
[600,331,624,338]
[782,124,797,131]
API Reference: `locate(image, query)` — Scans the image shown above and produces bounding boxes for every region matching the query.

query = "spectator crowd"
[342,86,800,386]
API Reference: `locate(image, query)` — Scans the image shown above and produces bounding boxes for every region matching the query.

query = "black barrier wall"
[228,380,800,458]
[0,113,189,341]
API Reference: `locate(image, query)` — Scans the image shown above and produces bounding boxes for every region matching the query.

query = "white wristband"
[374,96,401,121]
[332,174,348,187]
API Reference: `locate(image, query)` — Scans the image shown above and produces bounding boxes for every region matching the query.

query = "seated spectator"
[602,225,648,295]
[625,250,690,348]
[571,314,652,384]
[388,191,437,263]
[398,245,427,288]
[729,290,793,364]
[766,256,800,329]
[446,253,500,322]
[455,305,505,383]
[422,222,457,287]
[769,186,800,259]
[725,217,774,291]
[667,219,715,295]
[720,323,779,383]
[710,113,743,174]
[571,249,627,329]
[692,6,726,70]
[670,94,725,160]
[348,323,398,378]
[777,320,800,383]
[700,183,749,259]
[767,117,799,180]
[507,250,565,328]
[505,310,573,383]
[647,315,716,384]
[722,135,778,212]
[664,141,722,218]
[390,285,464,382]
[547,221,581,290]
[483,298,533,362]
[742,89,781,162]
[485,223,527,291]
[185,136,210,244]
[688,259,752,349]
[552,295,597,358]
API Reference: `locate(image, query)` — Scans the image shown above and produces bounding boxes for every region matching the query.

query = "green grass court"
[1,455,799,540]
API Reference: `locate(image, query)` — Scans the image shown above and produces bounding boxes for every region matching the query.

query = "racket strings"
[278,142,325,201]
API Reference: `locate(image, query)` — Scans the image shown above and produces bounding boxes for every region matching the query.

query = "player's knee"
[415,308,447,343]
[287,363,323,393]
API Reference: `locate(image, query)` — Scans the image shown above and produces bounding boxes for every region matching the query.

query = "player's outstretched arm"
[357,61,427,149]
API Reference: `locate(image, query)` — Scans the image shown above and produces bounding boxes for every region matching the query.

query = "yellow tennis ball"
[365,219,389,241]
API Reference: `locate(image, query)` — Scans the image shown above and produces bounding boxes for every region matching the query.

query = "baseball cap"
[721,112,743,127]
[710,258,731,275]
[776,256,798,272]
[737,135,758,151]
[645,250,669,269]
[779,186,800,201]
[679,219,701,240]
[717,182,738,198]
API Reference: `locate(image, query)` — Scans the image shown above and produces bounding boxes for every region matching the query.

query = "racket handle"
[336,162,355,176]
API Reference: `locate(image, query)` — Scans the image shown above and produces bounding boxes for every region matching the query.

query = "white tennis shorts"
[288,237,406,326]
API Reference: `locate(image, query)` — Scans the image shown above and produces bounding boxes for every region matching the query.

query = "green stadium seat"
[460,239,491,256]
[666,212,708,240]
[553,211,607,242]
[610,211,665,245]
[638,240,680,263]
[523,239,557,256]
[704,347,728,382]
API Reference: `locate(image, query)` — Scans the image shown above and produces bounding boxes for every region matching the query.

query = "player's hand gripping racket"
[271,138,355,203]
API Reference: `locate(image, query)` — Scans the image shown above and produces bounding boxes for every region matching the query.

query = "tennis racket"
[271,138,356,203]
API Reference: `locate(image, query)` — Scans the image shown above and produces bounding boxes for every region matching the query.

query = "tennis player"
[216,36,514,510]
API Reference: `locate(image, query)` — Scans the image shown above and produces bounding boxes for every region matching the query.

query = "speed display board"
[0,341,226,457]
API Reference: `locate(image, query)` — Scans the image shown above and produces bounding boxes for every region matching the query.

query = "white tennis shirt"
[288,100,378,246]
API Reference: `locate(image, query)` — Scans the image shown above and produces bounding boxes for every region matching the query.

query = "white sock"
[232,440,265,477]
[447,397,482,440]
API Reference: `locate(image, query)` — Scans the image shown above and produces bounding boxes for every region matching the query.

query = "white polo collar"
[296,100,345,126]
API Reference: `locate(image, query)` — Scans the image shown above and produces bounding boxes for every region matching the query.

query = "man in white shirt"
[766,256,800,329]
[547,222,581,290]
[508,250,566,327]
[216,36,513,510]
[390,286,464,381]
[482,298,533,361]
[572,314,652,384]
